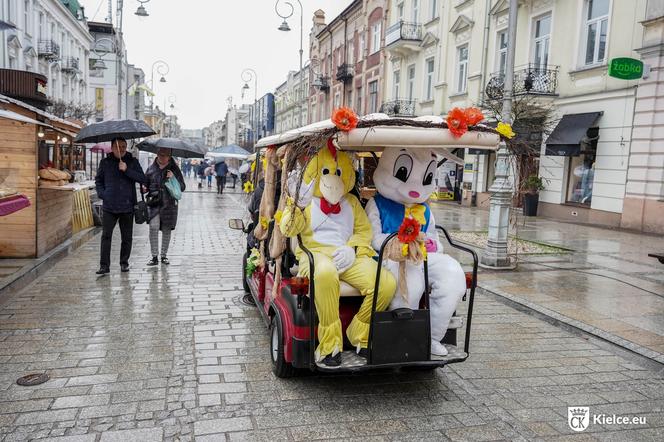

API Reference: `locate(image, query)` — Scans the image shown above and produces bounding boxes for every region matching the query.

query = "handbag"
[145,189,162,207]
[134,190,148,224]
[164,176,182,200]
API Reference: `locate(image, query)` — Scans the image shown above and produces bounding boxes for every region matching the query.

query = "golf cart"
[230,114,501,377]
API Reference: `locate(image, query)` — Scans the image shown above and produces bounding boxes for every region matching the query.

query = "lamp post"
[241,68,258,147]
[480,0,518,269]
[275,0,304,126]
[135,0,150,17]
[150,60,169,110]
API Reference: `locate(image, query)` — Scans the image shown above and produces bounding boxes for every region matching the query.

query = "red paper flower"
[464,107,484,126]
[332,107,358,132]
[398,217,421,244]
[446,107,468,138]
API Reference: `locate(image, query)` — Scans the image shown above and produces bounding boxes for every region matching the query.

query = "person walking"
[214,160,228,194]
[197,160,206,189]
[95,137,147,274]
[144,148,186,266]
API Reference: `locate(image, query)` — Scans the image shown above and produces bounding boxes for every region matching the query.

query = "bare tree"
[48,100,96,121]
[478,94,559,206]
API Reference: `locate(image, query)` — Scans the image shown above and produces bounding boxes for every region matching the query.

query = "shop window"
[566,128,599,206]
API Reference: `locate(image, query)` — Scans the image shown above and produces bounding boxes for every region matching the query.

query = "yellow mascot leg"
[342,257,396,350]
[298,252,343,361]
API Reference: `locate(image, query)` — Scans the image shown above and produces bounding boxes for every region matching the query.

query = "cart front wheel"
[270,313,295,378]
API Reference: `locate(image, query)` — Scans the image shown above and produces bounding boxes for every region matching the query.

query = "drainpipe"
[473,0,492,206]
[343,17,348,105]
[329,29,333,113]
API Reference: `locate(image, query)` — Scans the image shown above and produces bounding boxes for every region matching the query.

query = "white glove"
[287,168,314,208]
[332,245,355,274]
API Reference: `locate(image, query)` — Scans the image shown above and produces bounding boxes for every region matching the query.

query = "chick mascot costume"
[280,141,396,367]
[365,147,467,356]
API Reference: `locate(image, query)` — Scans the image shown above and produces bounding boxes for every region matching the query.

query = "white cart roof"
[255,113,501,154]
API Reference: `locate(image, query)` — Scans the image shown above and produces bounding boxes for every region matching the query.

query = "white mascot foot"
[431,339,448,357]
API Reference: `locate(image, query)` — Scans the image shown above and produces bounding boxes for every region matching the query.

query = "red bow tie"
[320,198,341,215]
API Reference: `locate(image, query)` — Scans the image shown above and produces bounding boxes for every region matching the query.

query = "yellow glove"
[279,198,307,237]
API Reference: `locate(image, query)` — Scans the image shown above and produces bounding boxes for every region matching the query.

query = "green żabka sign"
[608,57,644,80]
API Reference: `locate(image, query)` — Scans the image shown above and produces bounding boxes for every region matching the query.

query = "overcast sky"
[79,0,348,130]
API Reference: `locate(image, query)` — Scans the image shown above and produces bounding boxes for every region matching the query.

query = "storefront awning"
[545,112,602,156]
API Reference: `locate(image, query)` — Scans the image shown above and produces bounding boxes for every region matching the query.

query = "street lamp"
[480,0,518,269]
[135,0,150,17]
[150,60,169,110]
[275,0,303,126]
[241,68,258,147]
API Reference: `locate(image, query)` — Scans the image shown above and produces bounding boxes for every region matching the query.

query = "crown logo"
[570,408,587,417]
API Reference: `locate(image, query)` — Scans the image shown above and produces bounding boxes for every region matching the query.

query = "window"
[348,39,354,65]
[371,23,381,54]
[496,30,508,74]
[407,64,415,99]
[566,148,596,206]
[412,0,419,22]
[368,80,378,113]
[24,0,30,35]
[7,0,16,23]
[346,89,352,107]
[360,32,366,59]
[356,86,362,114]
[334,92,341,109]
[456,45,469,93]
[424,58,434,101]
[533,14,551,68]
[584,0,609,65]
[397,2,404,21]
[430,0,438,20]
[39,12,44,40]
[393,69,401,98]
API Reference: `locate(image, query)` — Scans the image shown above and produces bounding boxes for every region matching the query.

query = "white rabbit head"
[373,147,437,205]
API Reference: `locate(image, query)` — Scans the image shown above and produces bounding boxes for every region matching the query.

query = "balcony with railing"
[61,57,79,72]
[380,99,417,117]
[485,64,559,100]
[312,75,330,92]
[385,21,423,53]
[336,63,354,83]
[38,40,60,59]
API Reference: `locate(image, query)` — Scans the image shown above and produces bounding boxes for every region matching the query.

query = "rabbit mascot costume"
[280,141,396,367]
[365,147,466,356]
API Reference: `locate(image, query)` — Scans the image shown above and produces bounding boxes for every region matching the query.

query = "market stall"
[0,93,93,258]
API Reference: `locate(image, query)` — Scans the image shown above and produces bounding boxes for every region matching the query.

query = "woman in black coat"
[144,148,185,265]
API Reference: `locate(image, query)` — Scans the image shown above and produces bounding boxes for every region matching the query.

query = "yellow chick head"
[302,140,355,204]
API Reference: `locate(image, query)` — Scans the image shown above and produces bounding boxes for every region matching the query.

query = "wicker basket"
[38,168,71,181]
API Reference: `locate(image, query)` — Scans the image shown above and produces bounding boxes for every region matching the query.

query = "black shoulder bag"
[134,187,149,224]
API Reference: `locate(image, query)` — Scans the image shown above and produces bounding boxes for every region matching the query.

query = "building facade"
[382,0,652,232]
[249,93,275,146]
[308,0,388,123]
[0,0,93,106]
[275,65,310,132]
[126,64,145,121]
[87,21,128,121]
[202,119,224,148]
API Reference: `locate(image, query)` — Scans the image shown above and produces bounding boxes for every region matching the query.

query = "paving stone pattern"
[0,189,663,441]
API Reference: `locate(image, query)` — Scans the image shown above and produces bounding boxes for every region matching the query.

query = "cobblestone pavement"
[430,202,664,364]
[0,191,663,441]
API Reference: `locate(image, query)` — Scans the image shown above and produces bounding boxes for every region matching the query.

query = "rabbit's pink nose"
[408,191,420,198]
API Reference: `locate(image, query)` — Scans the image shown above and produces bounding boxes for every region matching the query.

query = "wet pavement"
[0,188,663,440]
[430,203,664,364]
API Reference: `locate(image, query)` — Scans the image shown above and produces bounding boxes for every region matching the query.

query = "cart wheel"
[270,313,295,378]
[241,251,250,294]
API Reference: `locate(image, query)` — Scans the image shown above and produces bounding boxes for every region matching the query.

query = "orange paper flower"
[446,107,468,138]
[464,107,484,126]
[332,107,358,132]
[398,217,421,244]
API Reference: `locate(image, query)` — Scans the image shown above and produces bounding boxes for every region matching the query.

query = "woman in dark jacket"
[144,148,185,265]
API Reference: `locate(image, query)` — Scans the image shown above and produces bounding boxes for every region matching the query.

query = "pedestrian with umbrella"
[143,148,185,266]
[135,138,204,266]
[76,119,155,275]
[214,160,228,194]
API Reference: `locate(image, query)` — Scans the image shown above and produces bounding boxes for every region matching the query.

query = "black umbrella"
[136,138,207,158]
[74,119,156,143]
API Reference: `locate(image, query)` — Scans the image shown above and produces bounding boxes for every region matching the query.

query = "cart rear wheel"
[241,251,250,293]
[270,313,295,378]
